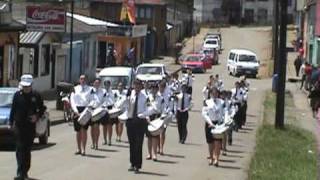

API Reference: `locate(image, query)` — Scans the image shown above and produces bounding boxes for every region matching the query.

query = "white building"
[194,0,226,24]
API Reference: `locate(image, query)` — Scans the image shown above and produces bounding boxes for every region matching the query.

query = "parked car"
[0,87,50,145]
[205,32,222,53]
[227,49,260,78]
[180,54,212,73]
[98,66,135,92]
[200,48,219,65]
[203,38,220,53]
[135,63,168,84]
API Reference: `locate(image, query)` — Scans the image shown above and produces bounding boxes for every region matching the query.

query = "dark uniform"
[9,90,45,178]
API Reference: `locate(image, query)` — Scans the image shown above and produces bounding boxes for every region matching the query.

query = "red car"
[179,54,212,73]
[201,48,219,65]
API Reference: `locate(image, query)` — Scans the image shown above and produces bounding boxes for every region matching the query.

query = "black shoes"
[128,166,134,172]
[134,167,140,174]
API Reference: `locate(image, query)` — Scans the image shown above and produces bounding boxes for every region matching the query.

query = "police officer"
[176,84,192,144]
[126,80,152,173]
[70,75,91,156]
[9,74,45,180]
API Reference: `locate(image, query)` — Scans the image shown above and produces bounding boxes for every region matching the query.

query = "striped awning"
[20,31,44,45]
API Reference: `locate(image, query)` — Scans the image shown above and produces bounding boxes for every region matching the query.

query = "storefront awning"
[19,31,44,45]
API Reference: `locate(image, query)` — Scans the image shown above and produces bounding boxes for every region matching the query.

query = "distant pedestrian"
[300,62,306,89]
[9,74,45,180]
[294,55,303,77]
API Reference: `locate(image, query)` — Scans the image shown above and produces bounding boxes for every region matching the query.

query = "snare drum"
[91,107,108,122]
[148,118,165,136]
[108,108,122,119]
[78,108,92,126]
[118,111,128,123]
[211,124,228,139]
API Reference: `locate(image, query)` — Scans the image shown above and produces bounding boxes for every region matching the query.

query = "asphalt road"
[0,27,272,180]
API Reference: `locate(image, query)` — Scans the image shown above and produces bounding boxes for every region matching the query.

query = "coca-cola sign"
[26,6,66,32]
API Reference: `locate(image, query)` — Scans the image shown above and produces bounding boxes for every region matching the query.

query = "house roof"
[0,20,25,32]
[91,0,167,5]
[20,31,45,45]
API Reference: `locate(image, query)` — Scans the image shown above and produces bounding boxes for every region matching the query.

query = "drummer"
[70,75,92,156]
[158,81,171,155]
[89,78,105,150]
[176,83,192,144]
[202,87,225,166]
[114,82,127,142]
[231,81,244,131]
[240,80,249,127]
[202,81,212,105]
[126,80,153,173]
[214,74,224,92]
[146,84,162,161]
[101,80,115,146]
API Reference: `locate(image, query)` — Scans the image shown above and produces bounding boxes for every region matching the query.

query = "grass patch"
[249,91,317,180]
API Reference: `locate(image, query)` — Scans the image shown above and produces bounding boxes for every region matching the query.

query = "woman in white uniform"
[202,87,225,166]
[114,82,127,142]
[101,80,115,146]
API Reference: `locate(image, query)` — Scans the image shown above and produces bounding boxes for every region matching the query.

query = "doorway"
[0,47,4,87]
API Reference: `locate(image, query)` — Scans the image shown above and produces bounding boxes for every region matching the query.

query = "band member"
[240,80,249,127]
[146,85,162,161]
[231,81,244,131]
[169,73,181,94]
[114,82,127,142]
[127,80,152,173]
[89,78,105,150]
[176,84,192,144]
[70,75,92,156]
[9,74,45,179]
[214,74,224,91]
[142,81,151,96]
[182,69,194,95]
[202,87,225,166]
[101,80,115,146]
[158,81,171,155]
[202,81,212,105]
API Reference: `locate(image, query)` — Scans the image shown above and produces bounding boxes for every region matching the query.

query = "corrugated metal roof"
[20,31,44,44]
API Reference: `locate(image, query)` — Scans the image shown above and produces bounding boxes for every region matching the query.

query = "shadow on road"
[138,171,168,177]
[219,159,237,163]
[226,154,244,158]
[96,148,119,153]
[32,143,56,151]
[162,153,185,159]
[85,154,107,159]
[227,150,245,154]
[183,142,202,146]
[218,165,242,170]
[155,159,178,164]
[110,144,129,148]
[241,127,254,131]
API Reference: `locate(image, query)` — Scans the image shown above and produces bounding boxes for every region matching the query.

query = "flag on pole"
[121,0,136,24]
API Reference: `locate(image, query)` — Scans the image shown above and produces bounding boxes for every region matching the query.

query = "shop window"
[40,44,50,76]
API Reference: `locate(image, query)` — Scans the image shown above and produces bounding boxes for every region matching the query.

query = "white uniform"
[113,89,128,111]
[175,92,192,112]
[127,90,153,119]
[70,85,91,114]
[90,87,107,108]
[104,88,115,107]
[202,98,225,126]
[202,86,211,100]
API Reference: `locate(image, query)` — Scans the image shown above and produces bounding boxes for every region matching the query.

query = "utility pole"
[69,0,74,82]
[275,0,288,129]
[272,0,279,74]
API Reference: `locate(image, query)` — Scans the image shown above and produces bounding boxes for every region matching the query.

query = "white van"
[227,49,260,78]
[98,66,135,90]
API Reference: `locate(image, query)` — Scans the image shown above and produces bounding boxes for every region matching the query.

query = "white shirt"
[214,79,224,91]
[176,92,192,112]
[300,64,306,76]
[103,88,115,107]
[70,84,91,114]
[182,74,193,87]
[231,87,243,103]
[90,87,107,108]
[127,90,153,119]
[202,98,225,126]
[202,86,211,100]
[113,89,127,110]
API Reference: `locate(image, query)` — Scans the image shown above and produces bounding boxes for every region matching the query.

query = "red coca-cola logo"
[31,9,60,21]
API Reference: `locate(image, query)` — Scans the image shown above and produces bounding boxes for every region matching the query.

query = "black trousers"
[241,101,247,126]
[126,118,146,169]
[15,128,35,177]
[234,103,242,131]
[176,111,189,142]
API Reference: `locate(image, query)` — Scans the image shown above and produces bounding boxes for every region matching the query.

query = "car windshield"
[137,67,162,75]
[100,76,130,89]
[239,55,257,62]
[186,56,202,62]
[0,91,15,107]
[205,40,217,45]
[203,49,214,54]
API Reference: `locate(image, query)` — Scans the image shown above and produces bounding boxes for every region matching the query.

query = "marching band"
[69,70,250,171]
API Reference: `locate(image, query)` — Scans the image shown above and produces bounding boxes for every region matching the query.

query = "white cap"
[20,74,33,87]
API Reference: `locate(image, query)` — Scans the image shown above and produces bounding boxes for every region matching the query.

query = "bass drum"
[148,118,165,136]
